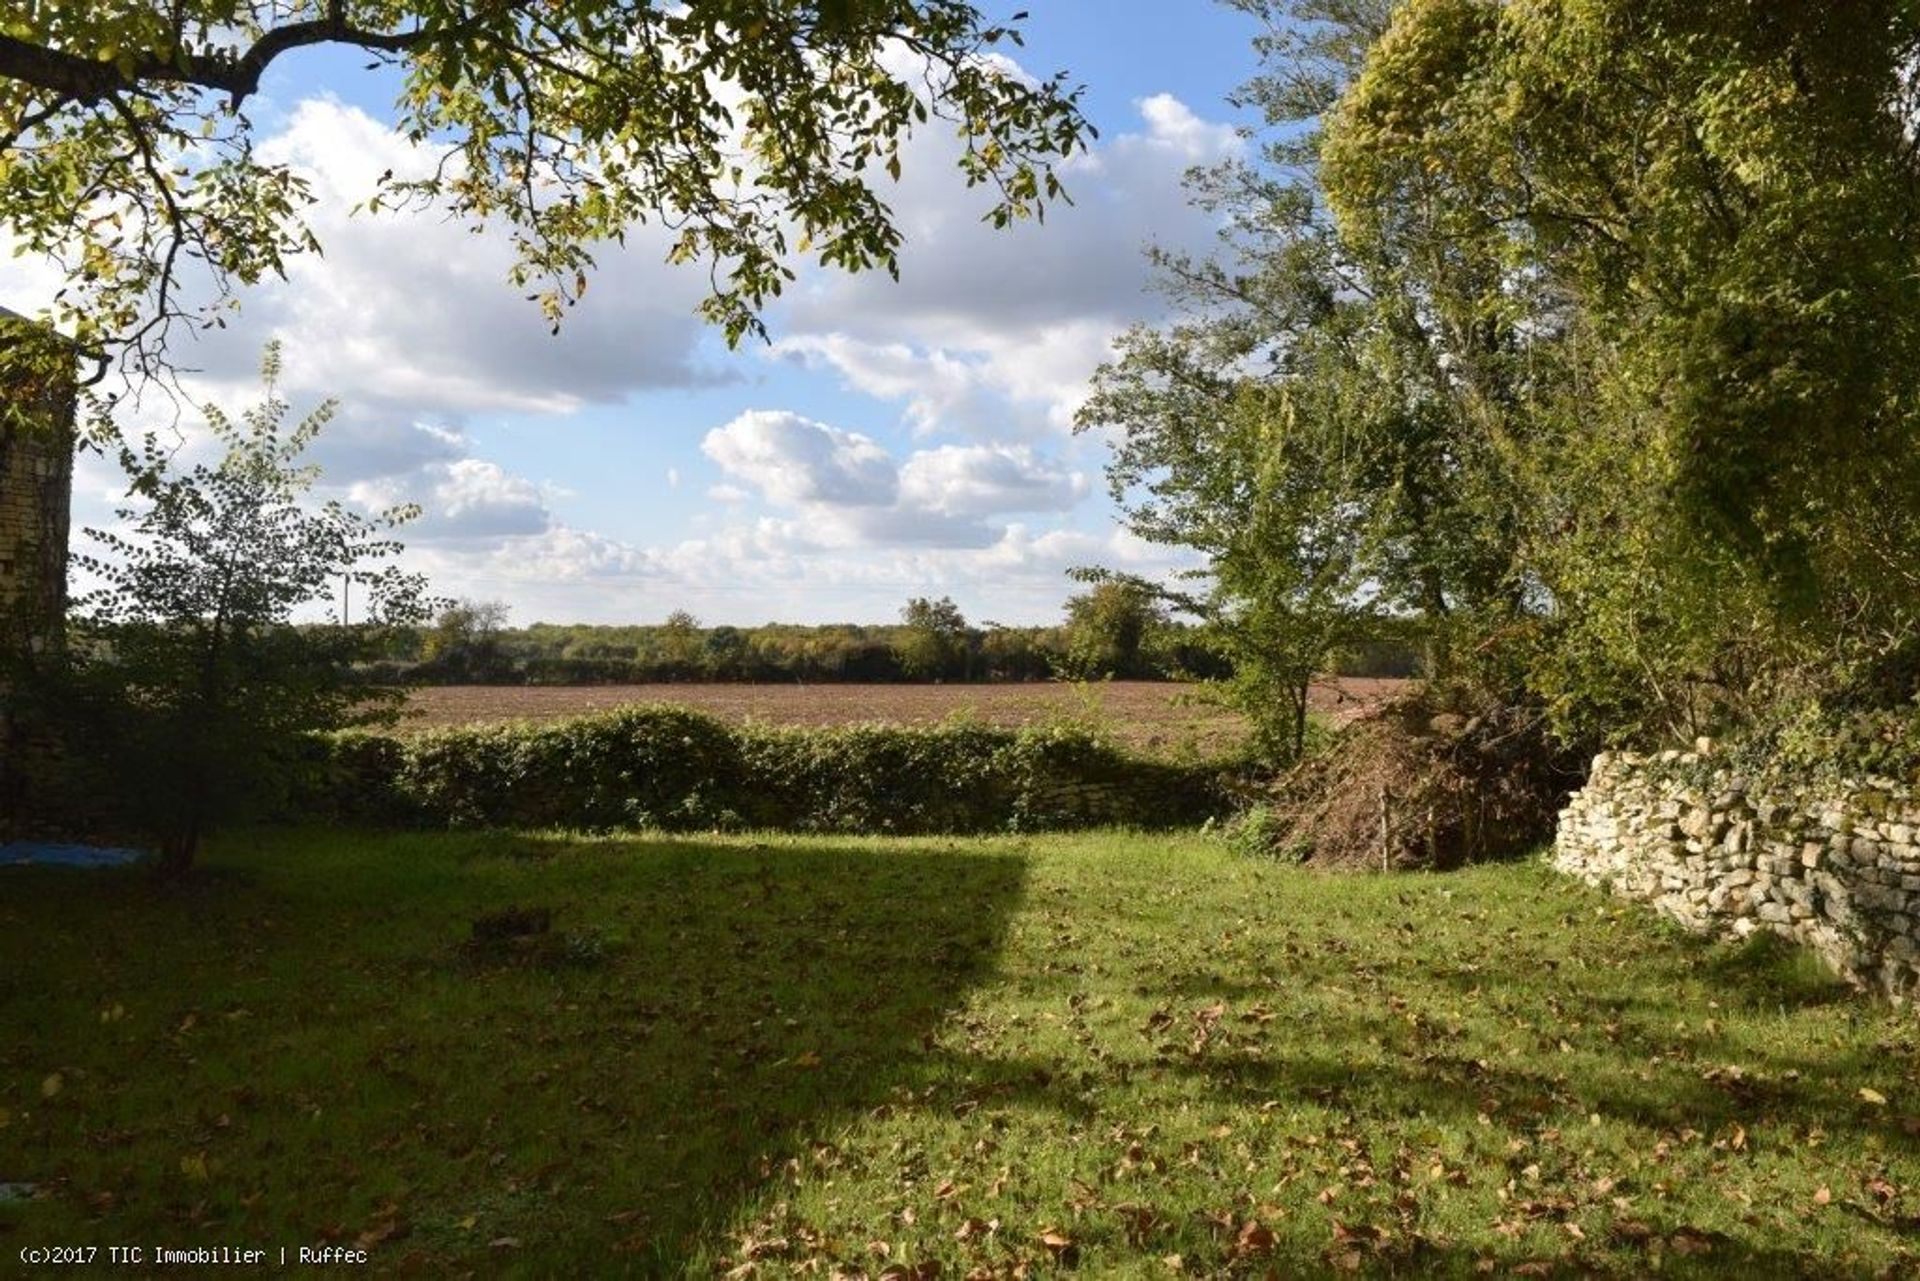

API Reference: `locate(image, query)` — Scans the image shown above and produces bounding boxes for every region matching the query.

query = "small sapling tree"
[67,344,439,874]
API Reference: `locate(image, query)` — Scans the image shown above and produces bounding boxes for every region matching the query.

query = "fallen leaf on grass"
[1859,1088,1888,1106]
[1668,1227,1716,1256]
[1332,1221,1385,1248]
[1113,1204,1165,1245]
[878,1264,941,1280]
[1234,1220,1276,1256]
[40,1073,62,1099]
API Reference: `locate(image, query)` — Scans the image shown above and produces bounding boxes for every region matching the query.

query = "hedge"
[298,705,1232,834]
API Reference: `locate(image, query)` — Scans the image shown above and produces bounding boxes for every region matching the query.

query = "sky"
[6,2,1268,628]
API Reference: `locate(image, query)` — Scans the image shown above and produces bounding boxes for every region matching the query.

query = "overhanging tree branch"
[0,12,481,111]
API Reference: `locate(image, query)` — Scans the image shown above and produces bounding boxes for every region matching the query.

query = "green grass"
[3,830,1918,1277]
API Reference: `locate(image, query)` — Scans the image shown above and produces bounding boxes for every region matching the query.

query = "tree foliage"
[419,597,512,678]
[1061,580,1162,680]
[1080,0,1503,759]
[60,344,438,871]
[1322,0,1920,740]
[362,608,1232,685]
[1081,0,1920,757]
[894,594,969,679]
[0,0,1091,386]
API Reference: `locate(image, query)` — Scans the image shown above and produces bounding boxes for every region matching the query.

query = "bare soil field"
[399,678,1408,755]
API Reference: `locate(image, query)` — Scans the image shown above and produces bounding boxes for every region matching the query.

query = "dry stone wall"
[1555,749,1920,1001]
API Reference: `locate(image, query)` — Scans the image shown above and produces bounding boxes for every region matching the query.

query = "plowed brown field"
[400,678,1408,755]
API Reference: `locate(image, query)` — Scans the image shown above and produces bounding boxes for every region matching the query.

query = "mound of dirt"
[1255,688,1583,870]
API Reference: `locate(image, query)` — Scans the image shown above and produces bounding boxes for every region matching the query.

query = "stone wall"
[0,308,76,837]
[0,310,74,653]
[1555,749,1920,1001]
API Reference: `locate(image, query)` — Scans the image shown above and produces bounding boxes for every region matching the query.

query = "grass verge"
[2,830,1917,1276]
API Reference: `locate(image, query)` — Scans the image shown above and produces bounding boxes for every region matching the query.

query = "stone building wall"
[0,309,74,650]
[0,308,77,836]
[1555,749,1920,1002]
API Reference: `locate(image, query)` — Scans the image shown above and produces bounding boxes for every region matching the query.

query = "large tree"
[0,1,1090,395]
[1078,0,1524,757]
[1086,0,1920,754]
[1323,0,1920,738]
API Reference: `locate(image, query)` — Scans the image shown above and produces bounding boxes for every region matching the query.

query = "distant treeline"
[361,594,1424,686]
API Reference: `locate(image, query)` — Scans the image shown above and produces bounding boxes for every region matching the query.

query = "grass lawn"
[3,830,1918,1277]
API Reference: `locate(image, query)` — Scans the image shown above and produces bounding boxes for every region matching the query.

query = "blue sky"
[15,3,1268,627]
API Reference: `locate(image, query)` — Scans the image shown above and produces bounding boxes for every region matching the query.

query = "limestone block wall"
[0,308,75,655]
[1,309,76,837]
[0,415,73,640]
[1555,750,1920,1001]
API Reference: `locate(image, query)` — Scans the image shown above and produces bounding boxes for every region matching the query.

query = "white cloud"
[24,69,1244,626]
[700,410,898,508]
[768,92,1240,439]
[773,324,1120,437]
[170,97,731,417]
[897,444,1087,518]
[351,458,548,541]
[1134,93,1243,160]
[699,408,1085,551]
[305,410,467,484]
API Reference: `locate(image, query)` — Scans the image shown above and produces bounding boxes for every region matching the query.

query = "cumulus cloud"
[699,408,1085,550]
[1133,93,1243,160]
[168,97,730,417]
[769,92,1240,438]
[20,65,1244,626]
[701,410,898,508]
[898,444,1088,518]
[304,409,468,485]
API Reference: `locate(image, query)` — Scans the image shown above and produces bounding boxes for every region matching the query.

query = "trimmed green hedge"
[300,706,1231,834]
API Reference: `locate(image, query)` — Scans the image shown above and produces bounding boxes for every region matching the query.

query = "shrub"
[301,705,1229,835]
[388,706,747,830]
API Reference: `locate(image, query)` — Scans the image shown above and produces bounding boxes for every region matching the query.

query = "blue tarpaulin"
[0,843,149,868]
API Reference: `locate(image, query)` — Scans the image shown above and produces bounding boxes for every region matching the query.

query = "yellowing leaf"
[1860,1088,1888,1106]
[180,1154,209,1182]
[40,1073,62,1098]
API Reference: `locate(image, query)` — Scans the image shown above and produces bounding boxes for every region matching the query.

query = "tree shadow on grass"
[0,832,1029,1275]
